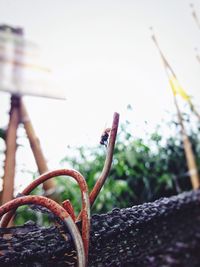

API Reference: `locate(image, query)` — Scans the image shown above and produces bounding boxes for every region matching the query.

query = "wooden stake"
[0,25,57,204]
[190,4,200,30]
[151,28,200,189]
[1,96,20,204]
[188,99,200,122]
[19,98,56,195]
[174,96,200,189]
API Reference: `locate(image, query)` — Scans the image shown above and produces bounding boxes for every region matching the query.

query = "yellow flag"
[169,77,190,101]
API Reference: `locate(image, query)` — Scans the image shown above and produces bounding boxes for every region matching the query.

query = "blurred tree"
[14,111,200,224]
[59,114,200,214]
[0,128,6,141]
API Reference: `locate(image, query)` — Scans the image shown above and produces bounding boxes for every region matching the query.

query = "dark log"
[1,190,200,266]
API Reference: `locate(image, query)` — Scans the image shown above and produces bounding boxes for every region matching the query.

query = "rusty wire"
[0,169,90,263]
[0,112,120,267]
[0,195,86,267]
[89,112,119,207]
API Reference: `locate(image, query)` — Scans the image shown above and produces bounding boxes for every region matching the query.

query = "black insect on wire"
[100,128,111,147]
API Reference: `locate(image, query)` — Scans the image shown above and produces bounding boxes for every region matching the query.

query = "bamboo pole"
[188,99,200,122]
[19,98,56,196]
[152,26,200,122]
[13,26,56,198]
[190,48,200,122]
[190,4,200,30]
[0,25,57,202]
[174,96,200,189]
[151,28,200,189]
[189,5,200,120]
[1,95,20,204]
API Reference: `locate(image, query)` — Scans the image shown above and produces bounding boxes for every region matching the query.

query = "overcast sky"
[0,0,200,189]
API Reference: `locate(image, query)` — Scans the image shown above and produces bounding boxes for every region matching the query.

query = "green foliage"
[14,112,200,224]
[0,128,6,141]
[59,117,200,214]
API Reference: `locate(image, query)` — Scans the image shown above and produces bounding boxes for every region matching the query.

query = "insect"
[100,128,111,147]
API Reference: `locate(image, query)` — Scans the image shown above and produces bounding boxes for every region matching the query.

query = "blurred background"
[0,0,200,223]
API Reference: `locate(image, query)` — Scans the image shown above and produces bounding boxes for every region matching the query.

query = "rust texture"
[1,189,200,266]
[89,112,119,207]
[0,195,86,267]
[1,169,90,262]
[0,112,120,266]
[62,199,76,221]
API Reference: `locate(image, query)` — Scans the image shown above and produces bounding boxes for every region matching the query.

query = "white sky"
[0,0,200,189]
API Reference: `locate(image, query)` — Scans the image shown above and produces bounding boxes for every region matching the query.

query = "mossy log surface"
[0,190,200,266]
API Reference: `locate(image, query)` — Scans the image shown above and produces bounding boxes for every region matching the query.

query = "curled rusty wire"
[0,169,90,262]
[0,195,86,267]
[89,112,119,207]
[77,112,119,221]
[0,112,120,266]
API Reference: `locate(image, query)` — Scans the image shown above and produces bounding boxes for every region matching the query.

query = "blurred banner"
[169,76,190,101]
[0,28,65,99]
